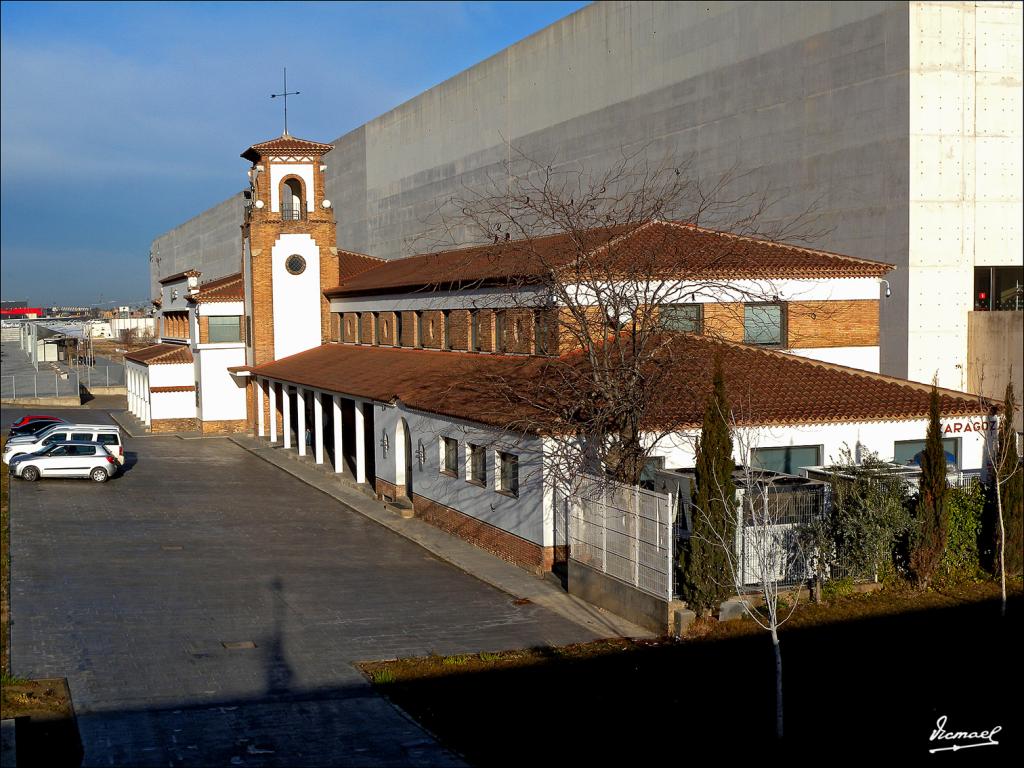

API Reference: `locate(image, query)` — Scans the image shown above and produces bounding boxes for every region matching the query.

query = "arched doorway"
[395,418,413,499]
[282,178,303,220]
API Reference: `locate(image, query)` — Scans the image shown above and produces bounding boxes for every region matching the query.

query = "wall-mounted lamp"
[415,440,427,469]
[880,280,892,298]
[380,431,389,458]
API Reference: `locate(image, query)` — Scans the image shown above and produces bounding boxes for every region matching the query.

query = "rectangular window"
[467,443,486,485]
[394,312,403,347]
[470,310,480,352]
[208,316,242,343]
[415,311,424,348]
[443,310,451,349]
[497,451,519,497]
[750,445,823,475]
[441,436,458,476]
[71,432,93,442]
[97,434,120,447]
[246,316,252,346]
[743,304,786,346]
[355,313,364,343]
[974,265,1024,311]
[660,304,703,333]
[494,310,507,353]
[894,439,960,469]
[375,313,384,345]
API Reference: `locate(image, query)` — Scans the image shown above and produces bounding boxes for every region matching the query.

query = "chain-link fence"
[74,365,125,387]
[1,372,81,400]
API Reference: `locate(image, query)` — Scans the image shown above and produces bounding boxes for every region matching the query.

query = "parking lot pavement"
[3,406,599,766]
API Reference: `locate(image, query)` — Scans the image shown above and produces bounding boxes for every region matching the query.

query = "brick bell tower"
[240,133,338,368]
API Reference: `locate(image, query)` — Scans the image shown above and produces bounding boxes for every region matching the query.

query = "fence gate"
[567,474,674,601]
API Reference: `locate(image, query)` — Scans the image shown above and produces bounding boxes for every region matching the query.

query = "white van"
[2,423,124,465]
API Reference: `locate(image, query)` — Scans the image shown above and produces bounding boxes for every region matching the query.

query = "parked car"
[8,416,68,438]
[3,424,123,465]
[10,414,63,429]
[8,442,120,483]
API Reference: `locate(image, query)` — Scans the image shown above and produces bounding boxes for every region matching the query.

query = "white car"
[3,424,123,465]
[9,442,120,483]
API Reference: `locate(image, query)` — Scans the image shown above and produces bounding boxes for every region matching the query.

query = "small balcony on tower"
[281,177,307,221]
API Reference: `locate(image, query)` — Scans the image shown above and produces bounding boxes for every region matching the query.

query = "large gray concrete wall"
[150,193,244,297]
[152,1,912,371]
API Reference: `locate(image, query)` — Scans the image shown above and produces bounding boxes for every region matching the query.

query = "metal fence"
[735,486,824,589]
[74,365,125,387]
[0,372,81,400]
[567,474,675,601]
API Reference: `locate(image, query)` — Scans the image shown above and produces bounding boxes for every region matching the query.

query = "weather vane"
[270,67,300,136]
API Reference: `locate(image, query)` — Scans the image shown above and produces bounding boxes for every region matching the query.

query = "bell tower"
[240,134,338,367]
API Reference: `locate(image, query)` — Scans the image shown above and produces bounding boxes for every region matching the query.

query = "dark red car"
[8,416,67,438]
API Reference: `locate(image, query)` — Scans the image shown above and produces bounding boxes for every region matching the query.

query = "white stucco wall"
[269,162,315,213]
[195,347,247,422]
[272,233,322,360]
[650,415,993,473]
[148,362,195,388]
[198,301,244,317]
[151,390,196,420]
[372,402,548,546]
[786,346,881,372]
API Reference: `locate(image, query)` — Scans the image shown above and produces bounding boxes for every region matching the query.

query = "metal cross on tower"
[270,68,300,135]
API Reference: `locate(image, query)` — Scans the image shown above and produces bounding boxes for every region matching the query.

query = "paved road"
[4,406,598,766]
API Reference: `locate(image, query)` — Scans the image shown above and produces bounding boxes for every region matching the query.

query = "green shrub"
[821,577,855,602]
[370,668,395,685]
[937,483,985,584]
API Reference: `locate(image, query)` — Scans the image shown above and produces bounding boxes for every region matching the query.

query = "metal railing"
[281,206,305,221]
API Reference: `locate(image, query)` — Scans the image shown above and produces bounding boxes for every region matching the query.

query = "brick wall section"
[359,312,376,344]
[411,493,553,574]
[421,310,444,349]
[702,302,745,342]
[200,418,249,434]
[198,316,209,344]
[377,311,396,346]
[449,310,469,350]
[343,313,358,343]
[502,309,536,354]
[400,311,418,347]
[151,417,199,433]
[788,299,879,348]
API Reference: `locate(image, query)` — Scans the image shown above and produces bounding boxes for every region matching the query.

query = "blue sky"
[0,0,588,307]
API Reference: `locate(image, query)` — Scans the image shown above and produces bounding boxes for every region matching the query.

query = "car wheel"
[21,466,40,482]
[90,467,109,483]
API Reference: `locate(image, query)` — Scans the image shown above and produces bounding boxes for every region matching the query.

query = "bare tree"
[118,326,138,349]
[412,146,832,495]
[978,378,1023,617]
[691,419,806,740]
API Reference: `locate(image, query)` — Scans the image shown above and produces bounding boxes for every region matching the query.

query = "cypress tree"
[996,382,1023,577]
[679,357,736,615]
[910,383,949,589]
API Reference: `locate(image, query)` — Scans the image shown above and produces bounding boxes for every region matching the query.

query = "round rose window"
[285,254,306,275]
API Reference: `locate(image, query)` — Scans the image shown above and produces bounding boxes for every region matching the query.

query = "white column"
[332,394,343,474]
[314,391,325,464]
[354,400,366,484]
[129,368,136,416]
[282,385,292,450]
[269,381,278,442]
[297,387,307,457]
[256,378,265,437]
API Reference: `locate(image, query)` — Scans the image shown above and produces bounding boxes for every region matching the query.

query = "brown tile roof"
[241,134,334,162]
[338,249,386,280]
[325,220,895,298]
[158,269,201,285]
[150,385,195,393]
[124,343,194,366]
[249,337,987,432]
[190,272,244,304]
